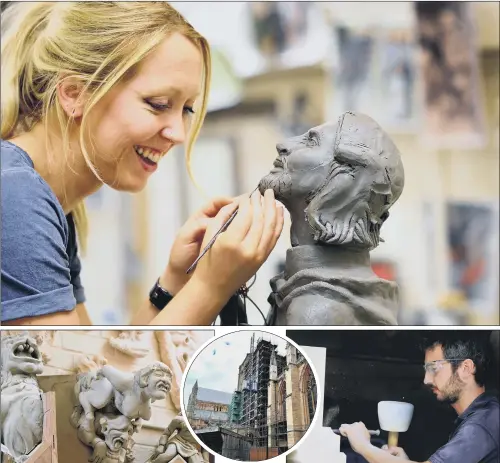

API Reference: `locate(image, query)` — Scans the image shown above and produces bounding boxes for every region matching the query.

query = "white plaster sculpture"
[289,345,346,463]
[71,361,173,463]
[156,332,200,411]
[1,333,45,463]
[148,414,205,463]
[109,331,149,358]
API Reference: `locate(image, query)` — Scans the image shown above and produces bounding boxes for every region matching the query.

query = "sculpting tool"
[332,429,381,437]
[186,187,260,274]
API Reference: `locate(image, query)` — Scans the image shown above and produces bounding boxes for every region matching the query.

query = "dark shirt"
[429,392,499,463]
[1,140,85,321]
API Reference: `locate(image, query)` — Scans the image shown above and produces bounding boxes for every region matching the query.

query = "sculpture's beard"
[258,170,292,204]
[311,209,381,249]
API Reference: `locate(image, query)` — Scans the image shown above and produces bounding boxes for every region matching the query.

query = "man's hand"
[382,445,409,459]
[339,422,372,454]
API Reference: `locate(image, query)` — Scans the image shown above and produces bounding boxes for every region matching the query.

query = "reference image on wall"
[182,330,319,461]
[0,330,215,463]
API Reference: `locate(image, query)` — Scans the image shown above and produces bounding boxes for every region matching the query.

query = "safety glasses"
[423,359,465,375]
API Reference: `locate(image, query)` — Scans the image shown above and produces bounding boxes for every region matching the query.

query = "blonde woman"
[1,2,284,326]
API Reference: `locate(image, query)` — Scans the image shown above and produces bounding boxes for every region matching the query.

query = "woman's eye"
[183,106,195,115]
[146,100,170,112]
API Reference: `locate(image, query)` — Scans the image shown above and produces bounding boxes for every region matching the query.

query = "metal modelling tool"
[332,429,381,437]
[186,187,259,274]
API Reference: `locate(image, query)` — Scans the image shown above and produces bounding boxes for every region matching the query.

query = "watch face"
[150,281,173,310]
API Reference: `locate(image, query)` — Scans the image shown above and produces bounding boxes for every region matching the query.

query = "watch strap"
[149,278,174,310]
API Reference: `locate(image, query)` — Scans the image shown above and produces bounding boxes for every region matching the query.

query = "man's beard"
[258,171,292,204]
[432,371,465,405]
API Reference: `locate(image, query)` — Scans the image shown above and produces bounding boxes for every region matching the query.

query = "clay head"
[259,111,404,249]
[137,362,173,400]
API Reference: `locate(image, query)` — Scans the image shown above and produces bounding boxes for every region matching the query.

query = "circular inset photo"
[181,330,319,461]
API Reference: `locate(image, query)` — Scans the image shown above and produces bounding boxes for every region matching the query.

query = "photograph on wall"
[415,1,487,148]
[182,330,318,461]
[447,201,498,317]
[329,24,420,132]
[378,28,419,129]
[249,2,309,56]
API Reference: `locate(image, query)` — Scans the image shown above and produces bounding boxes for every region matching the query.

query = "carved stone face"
[99,415,133,451]
[146,368,172,400]
[259,112,404,249]
[1,334,44,375]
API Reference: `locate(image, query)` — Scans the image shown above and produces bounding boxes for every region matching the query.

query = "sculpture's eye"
[306,130,320,146]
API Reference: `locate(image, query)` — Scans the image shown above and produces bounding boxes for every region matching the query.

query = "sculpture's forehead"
[313,121,338,134]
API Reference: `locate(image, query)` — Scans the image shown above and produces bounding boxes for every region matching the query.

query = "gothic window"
[306,366,317,423]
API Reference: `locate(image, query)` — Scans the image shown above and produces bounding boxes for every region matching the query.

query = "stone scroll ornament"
[71,361,173,463]
[147,414,205,463]
[259,111,405,326]
[1,333,45,463]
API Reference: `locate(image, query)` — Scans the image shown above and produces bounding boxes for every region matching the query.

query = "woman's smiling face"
[83,32,203,192]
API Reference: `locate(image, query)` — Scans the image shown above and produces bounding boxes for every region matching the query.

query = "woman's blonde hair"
[1,2,211,253]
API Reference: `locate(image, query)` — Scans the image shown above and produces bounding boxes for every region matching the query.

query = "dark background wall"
[286,330,499,462]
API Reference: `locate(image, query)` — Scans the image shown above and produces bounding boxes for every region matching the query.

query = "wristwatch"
[149,278,174,310]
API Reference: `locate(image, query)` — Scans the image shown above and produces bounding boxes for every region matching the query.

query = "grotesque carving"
[148,415,204,463]
[156,332,199,411]
[73,411,138,463]
[259,111,405,326]
[71,362,173,462]
[1,333,44,462]
[109,331,149,358]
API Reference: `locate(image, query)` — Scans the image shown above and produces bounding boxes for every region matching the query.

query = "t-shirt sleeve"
[1,169,77,321]
[428,422,497,463]
[66,214,86,305]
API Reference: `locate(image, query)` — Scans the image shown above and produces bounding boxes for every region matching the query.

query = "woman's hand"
[159,196,237,295]
[190,189,284,303]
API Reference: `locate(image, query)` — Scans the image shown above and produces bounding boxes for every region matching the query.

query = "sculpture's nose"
[276,143,290,156]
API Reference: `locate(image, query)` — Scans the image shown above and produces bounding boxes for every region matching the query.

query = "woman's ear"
[57,75,86,118]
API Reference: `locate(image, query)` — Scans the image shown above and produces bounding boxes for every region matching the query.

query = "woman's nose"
[161,122,185,145]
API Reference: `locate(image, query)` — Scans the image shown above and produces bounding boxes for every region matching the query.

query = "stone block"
[60,332,108,355]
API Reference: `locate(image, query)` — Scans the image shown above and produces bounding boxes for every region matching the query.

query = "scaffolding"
[235,334,287,459]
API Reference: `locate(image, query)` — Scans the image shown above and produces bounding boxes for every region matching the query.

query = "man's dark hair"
[421,333,493,387]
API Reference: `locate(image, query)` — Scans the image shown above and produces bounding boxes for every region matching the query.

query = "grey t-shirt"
[429,393,499,463]
[1,140,85,322]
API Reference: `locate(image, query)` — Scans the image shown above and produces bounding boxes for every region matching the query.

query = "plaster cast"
[1,334,44,462]
[259,111,405,326]
[148,415,204,463]
[71,362,172,462]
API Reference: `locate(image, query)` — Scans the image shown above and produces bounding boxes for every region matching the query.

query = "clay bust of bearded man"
[259,111,405,325]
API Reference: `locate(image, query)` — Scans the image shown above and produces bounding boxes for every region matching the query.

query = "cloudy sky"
[183,331,288,407]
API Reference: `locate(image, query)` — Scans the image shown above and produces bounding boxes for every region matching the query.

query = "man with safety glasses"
[340,335,499,463]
